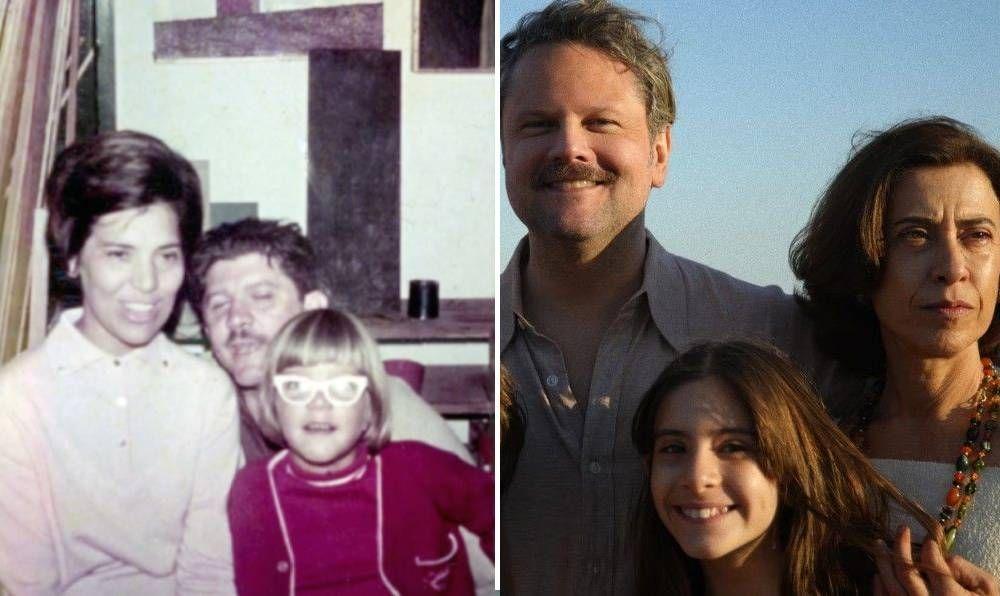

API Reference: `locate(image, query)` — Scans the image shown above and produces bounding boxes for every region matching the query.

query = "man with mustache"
[188,218,470,462]
[499,2,840,594]
[188,218,494,593]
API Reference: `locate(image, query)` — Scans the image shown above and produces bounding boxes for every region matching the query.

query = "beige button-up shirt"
[500,232,851,595]
[0,308,242,595]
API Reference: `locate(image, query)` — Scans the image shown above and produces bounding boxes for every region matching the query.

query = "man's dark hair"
[188,218,324,319]
[500,0,675,137]
[46,130,203,269]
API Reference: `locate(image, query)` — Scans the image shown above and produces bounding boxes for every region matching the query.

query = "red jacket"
[228,441,494,595]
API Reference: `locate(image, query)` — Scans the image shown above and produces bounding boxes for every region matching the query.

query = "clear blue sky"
[499,0,1000,291]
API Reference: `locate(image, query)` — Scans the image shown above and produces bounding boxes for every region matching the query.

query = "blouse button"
[545,374,559,388]
[277,561,289,573]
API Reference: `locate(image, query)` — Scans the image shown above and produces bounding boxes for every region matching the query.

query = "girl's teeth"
[680,506,730,519]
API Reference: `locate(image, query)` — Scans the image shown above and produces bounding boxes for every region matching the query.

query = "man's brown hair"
[500,0,676,137]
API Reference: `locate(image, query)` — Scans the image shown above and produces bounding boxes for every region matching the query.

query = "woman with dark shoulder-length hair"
[0,131,241,594]
[630,340,994,595]
[792,117,1000,581]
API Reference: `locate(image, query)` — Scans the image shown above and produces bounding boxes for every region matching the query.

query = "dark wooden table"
[361,298,493,418]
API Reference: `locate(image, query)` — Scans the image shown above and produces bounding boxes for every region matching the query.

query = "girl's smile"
[649,376,779,562]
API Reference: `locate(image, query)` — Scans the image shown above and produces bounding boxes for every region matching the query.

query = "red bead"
[954,472,965,482]
[946,487,962,507]
[971,472,980,482]
[962,446,973,456]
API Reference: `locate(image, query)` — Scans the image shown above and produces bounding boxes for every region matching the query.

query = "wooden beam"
[154,4,381,59]
[216,0,258,17]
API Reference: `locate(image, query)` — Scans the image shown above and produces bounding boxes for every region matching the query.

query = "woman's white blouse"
[0,308,242,594]
[872,458,1000,577]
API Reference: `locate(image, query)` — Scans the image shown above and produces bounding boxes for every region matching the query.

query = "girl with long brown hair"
[631,340,991,594]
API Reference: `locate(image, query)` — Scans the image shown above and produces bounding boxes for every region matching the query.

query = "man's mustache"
[533,162,616,189]
[226,327,269,347]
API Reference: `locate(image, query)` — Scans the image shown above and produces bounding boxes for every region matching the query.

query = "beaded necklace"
[849,357,999,553]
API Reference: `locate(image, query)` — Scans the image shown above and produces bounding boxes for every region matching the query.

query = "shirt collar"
[46,307,173,374]
[500,230,693,354]
[499,236,527,354]
[640,232,695,354]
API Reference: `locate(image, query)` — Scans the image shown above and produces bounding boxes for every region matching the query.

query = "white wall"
[115,0,495,302]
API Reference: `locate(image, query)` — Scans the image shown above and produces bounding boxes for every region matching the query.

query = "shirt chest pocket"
[413,531,459,592]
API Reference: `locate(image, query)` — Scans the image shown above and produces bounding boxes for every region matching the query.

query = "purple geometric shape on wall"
[418,0,483,69]
[154,4,382,59]
[216,0,259,17]
[308,49,400,315]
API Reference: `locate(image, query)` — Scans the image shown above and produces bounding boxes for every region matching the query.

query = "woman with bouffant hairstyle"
[0,131,240,593]
[631,341,952,595]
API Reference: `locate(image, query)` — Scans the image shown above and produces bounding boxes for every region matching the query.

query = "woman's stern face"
[872,163,1000,360]
[650,377,779,562]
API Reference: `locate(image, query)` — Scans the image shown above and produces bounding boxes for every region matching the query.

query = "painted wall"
[115,0,495,305]
[113,0,494,376]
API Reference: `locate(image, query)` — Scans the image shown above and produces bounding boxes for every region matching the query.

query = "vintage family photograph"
[2,0,1000,594]
[1,0,493,594]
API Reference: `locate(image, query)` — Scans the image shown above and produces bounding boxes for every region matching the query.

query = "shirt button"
[118,439,127,447]
[545,374,559,388]
[277,561,289,573]
[116,397,127,408]
[591,562,600,575]
[589,461,601,474]
[113,359,121,367]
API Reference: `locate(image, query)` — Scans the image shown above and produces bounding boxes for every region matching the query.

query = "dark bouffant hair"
[46,130,203,269]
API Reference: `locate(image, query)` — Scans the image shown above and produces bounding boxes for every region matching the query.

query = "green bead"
[965,481,977,495]
[974,458,986,472]
[957,453,970,472]
[958,504,969,519]
[944,527,958,553]
[985,440,992,454]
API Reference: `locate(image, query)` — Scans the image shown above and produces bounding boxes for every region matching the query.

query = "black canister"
[407,279,439,319]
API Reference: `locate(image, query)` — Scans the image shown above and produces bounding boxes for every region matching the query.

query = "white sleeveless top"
[871,458,1000,576]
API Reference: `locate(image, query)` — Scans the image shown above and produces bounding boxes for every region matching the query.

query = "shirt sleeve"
[423,447,495,562]
[0,370,60,595]
[385,377,473,464]
[175,368,243,594]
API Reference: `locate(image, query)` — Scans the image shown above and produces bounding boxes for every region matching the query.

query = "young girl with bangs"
[632,340,996,595]
[227,308,493,595]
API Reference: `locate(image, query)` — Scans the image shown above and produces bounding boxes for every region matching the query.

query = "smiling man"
[498,2,842,594]
[188,218,495,594]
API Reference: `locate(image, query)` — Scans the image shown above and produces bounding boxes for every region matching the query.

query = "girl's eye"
[657,443,684,455]
[160,250,182,262]
[718,441,751,454]
[106,250,129,260]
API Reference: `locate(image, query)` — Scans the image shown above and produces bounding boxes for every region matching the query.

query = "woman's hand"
[873,525,999,596]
